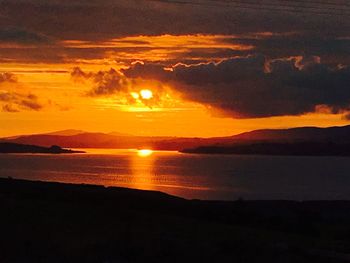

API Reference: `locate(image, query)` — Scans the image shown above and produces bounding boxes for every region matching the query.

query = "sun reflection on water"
[137,149,153,157]
[131,149,155,190]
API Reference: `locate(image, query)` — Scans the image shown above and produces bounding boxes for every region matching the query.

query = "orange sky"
[1,33,349,137]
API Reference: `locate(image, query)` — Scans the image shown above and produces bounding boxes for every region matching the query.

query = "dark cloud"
[2,0,349,40]
[181,48,247,62]
[224,33,350,65]
[71,66,93,80]
[1,1,349,65]
[71,66,167,108]
[0,28,50,44]
[0,91,43,112]
[0,72,44,112]
[89,68,130,96]
[2,104,19,112]
[123,62,169,82]
[0,47,112,64]
[123,55,350,118]
[71,67,129,96]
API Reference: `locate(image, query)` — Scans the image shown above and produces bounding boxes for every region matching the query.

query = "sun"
[140,89,153,100]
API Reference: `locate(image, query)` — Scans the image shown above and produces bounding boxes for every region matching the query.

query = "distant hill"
[182,142,350,156]
[2,125,350,151]
[230,125,350,143]
[0,133,208,150]
[44,129,86,136]
[1,129,87,140]
[0,143,84,154]
[182,125,350,156]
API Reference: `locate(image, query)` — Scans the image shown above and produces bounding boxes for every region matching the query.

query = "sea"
[1,148,350,200]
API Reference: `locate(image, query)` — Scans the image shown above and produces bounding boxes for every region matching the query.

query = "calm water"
[1,149,350,200]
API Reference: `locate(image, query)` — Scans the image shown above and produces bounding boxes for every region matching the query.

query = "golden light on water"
[130,149,155,192]
[137,149,153,157]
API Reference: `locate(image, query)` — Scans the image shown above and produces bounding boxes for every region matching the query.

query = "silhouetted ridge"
[2,178,350,262]
[2,125,350,151]
[231,125,350,143]
[0,142,84,154]
[182,142,350,156]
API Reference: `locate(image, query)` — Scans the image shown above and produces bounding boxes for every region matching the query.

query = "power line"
[279,0,350,8]
[218,0,350,12]
[150,0,350,17]
[150,0,218,7]
[215,0,350,16]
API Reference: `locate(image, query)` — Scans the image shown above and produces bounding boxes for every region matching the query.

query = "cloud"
[2,104,19,112]
[0,72,17,83]
[0,34,252,64]
[0,91,43,112]
[71,67,171,108]
[71,66,94,80]
[1,0,350,118]
[122,62,170,82]
[1,0,349,65]
[0,28,49,44]
[71,67,129,96]
[123,55,350,118]
[89,68,131,96]
[225,32,350,65]
[0,72,44,112]
[343,112,350,120]
[2,0,349,40]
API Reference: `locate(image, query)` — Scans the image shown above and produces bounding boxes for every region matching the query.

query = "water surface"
[1,149,349,200]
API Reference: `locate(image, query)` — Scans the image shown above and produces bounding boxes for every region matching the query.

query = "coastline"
[0,142,85,154]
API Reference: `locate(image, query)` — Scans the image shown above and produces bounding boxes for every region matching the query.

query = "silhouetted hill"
[2,178,350,262]
[2,125,350,151]
[44,129,86,136]
[0,142,84,154]
[1,129,87,140]
[182,142,350,156]
[0,132,219,150]
[230,125,350,143]
[182,125,350,156]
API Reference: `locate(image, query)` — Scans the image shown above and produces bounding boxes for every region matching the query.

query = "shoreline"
[0,142,85,154]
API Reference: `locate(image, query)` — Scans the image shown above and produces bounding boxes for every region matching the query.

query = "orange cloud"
[70,67,180,111]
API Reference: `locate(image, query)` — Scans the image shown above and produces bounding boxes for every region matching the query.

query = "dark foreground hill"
[1,178,350,262]
[0,142,84,154]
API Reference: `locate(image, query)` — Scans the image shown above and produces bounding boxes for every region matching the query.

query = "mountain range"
[1,125,350,151]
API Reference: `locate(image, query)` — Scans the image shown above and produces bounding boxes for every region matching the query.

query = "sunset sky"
[1,0,350,137]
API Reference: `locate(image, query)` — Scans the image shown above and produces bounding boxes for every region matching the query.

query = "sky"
[1,0,350,137]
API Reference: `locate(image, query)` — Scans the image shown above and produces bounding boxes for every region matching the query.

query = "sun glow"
[140,89,153,100]
[130,92,140,99]
[137,149,153,157]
